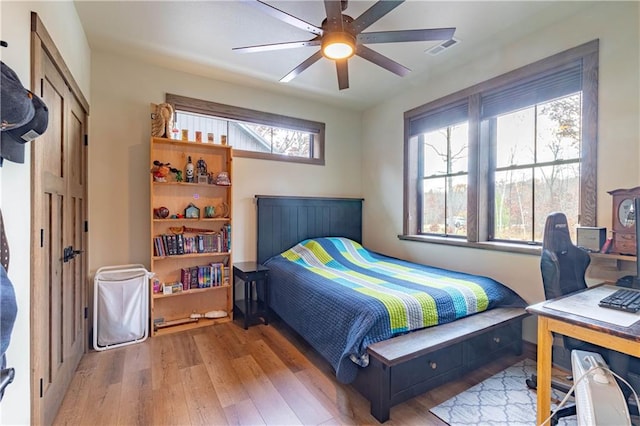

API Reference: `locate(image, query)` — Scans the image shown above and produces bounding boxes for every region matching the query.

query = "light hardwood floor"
[53,318,536,425]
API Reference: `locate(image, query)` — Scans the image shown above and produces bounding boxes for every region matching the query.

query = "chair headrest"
[542,212,572,254]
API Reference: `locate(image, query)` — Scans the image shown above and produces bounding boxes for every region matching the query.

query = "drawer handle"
[493,337,501,343]
[429,361,437,370]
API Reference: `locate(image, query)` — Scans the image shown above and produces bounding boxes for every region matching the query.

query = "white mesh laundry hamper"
[93,264,153,351]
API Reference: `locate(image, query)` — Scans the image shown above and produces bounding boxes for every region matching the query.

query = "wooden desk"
[527,287,640,425]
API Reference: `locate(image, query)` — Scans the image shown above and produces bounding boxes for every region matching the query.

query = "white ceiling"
[73,1,597,111]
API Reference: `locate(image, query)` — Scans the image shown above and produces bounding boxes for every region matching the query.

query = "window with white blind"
[166,94,325,165]
[403,40,599,250]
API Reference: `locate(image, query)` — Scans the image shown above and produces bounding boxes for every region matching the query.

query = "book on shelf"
[600,237,613,254]
[176,233,185,255]
[153,236,163,257]
[153,225,231,257]
[177,263,225,290]
[223,266,230,286]
[161,234,177,255]
[180,268,191,290]
[190,267,198,289]
[197,266,210,288]
[170,234,178,255]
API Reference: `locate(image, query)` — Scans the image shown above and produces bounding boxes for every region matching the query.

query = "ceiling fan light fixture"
[322,32,356,60]
[236,1,456,89]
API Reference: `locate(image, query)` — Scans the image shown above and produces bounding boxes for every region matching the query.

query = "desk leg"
[537,316,553,425]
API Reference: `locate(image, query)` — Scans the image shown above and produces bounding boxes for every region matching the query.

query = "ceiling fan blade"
[324,0,344,32]
[336,59,349,90]
[280,50,324,83]
[358,28,456,44]
[356,44,410,77]
[233,39,322,53]
[242,0,323,36]
[351,0,404,34]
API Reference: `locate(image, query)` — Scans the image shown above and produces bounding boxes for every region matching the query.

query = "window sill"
[398,234,542,256]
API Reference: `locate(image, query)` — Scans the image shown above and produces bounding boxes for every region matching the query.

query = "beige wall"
[361,2,640,342]
[87,51,362,274]
[0,2,91,425]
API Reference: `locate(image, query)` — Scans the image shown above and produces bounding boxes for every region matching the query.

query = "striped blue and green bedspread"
[264,237,525,384]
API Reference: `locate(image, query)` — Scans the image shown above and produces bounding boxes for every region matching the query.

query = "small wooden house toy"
[184,203,200,219]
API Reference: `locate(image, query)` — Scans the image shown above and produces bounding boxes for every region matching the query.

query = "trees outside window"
[403,40,598,249]
[420,123,469,236]
[491,94,581,242]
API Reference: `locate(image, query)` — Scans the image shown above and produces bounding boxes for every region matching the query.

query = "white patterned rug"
[430,359,575,426]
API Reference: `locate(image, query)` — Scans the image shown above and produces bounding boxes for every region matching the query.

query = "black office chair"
[528,212,636,425]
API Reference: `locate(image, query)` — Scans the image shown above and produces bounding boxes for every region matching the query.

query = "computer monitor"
[616,197,640,289]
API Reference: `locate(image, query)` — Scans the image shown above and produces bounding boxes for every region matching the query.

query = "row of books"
[153,226,231,257]
[180,263,228,290]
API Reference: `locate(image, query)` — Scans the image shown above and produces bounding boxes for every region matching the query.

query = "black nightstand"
[232,262,269,329]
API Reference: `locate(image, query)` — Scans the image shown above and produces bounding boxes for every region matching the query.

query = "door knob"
[63,246,83,262]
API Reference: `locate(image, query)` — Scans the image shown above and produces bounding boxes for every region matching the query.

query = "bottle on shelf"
[185,156,194,183]
[171,112,179,139]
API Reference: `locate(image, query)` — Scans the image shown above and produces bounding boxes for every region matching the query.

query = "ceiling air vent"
[426,37,460,56]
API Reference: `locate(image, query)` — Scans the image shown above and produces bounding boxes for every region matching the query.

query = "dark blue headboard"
[255,195,364,264]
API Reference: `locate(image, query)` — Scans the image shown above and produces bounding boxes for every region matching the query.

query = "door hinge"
[40,378,43,398]
[40,78,44,96]
[84,134,88,146]
[84,307,88,319]
[84,221,88,232]
[40,229,44,247]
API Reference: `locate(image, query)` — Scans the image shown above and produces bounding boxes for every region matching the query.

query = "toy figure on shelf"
[151,160,182,182]
[150,160,171,182]
[196,157,207,175]
[196,157,208,183]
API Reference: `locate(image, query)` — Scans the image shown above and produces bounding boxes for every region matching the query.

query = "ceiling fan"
[233,0,456,90]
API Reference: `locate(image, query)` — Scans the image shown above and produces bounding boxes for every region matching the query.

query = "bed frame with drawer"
[255,195,528,422]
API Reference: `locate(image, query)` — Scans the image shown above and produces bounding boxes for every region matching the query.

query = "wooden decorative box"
[608,187,640,255]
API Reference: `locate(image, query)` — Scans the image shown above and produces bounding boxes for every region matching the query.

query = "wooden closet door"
[30,14,89,425]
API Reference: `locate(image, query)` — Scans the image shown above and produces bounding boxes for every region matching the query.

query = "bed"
[256,195,528,422]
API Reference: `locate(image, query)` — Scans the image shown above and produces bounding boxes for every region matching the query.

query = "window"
[403,40,598,249]
[415,104,469,237]
[166,94,325,165]
[488,94,581,242]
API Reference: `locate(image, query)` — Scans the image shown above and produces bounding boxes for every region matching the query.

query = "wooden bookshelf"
[149,136,233,336]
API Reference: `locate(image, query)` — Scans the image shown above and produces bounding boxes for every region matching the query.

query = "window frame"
[402,40,599,253]
[166,93,326,165]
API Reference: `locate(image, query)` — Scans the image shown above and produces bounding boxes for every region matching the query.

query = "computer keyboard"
[598,288,640,313]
